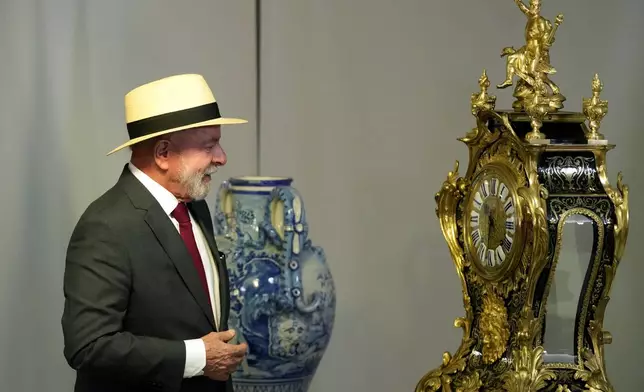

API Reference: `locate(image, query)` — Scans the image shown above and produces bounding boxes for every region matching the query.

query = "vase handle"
[266,186,321,314]
[214,181,234,236]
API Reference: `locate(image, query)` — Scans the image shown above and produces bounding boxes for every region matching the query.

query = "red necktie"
[171,202,211,306]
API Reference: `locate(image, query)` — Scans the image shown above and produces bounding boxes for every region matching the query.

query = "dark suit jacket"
[62,165,233,392]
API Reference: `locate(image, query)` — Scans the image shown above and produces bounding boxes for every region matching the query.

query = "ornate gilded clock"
[416,1,630,392]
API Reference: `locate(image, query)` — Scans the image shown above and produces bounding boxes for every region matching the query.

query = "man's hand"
[201,330,248,381]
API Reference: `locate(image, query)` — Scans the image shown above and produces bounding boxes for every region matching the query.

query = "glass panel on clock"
[542,213,595,364]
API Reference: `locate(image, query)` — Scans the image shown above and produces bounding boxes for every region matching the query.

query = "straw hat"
[107,73,247,155]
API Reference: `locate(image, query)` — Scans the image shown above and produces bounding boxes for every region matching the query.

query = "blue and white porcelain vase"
[213,176,336,392]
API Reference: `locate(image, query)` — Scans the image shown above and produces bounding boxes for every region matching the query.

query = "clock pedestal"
[415,4,629,392]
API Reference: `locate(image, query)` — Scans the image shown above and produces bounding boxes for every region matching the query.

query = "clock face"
[468,175,517,269]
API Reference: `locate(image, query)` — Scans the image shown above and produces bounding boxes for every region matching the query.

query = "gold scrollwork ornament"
[503,307,556,392]
[572,264,617,392]
[417,161,479,392]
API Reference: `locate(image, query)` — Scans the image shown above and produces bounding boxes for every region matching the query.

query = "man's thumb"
[219,329,236,341]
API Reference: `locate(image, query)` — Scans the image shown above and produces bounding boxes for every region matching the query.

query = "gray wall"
[1,0,643,391]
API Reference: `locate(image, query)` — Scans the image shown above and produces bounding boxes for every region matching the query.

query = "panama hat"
[107,73,247,155]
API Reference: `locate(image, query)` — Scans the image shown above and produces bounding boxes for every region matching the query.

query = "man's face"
[530,0,541,13]
[165,125,227,200]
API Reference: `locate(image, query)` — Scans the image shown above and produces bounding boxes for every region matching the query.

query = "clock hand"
[487,216,495,247]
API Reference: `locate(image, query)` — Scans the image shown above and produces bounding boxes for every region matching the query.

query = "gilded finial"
[524,86,550,142]
[462,70,498,143]
[471,69,496,116]
[583,73,608,141]
[479,69,491,90]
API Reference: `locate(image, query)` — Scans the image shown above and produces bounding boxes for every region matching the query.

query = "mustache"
[204,165,218,175]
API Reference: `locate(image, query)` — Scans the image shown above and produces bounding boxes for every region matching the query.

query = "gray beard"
[178,161,217,201]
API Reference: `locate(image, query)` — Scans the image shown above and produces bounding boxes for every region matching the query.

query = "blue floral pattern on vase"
[213,177,336,392]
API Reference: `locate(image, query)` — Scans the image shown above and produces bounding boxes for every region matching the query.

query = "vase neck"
[226,176,292,227]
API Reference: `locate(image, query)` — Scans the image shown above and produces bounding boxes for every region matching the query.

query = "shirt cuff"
[183,339,206,378]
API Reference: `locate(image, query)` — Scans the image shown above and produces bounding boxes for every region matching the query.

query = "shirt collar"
[128,162,179,216]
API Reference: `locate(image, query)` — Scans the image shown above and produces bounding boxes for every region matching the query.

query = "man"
[62,74,248,392]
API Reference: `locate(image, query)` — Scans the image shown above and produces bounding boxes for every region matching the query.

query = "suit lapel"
[144,208,216,329]
[118,166,216,329]
[188,201,230,330]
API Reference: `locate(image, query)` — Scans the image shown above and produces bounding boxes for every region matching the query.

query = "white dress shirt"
[128,163,220,378]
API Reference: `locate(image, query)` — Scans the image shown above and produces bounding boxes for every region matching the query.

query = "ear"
[153,139,172,171]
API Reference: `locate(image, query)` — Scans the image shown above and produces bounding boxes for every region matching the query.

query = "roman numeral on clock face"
[477,243,487,260]
[487,250,496,267]
[502,235,513,253]
[471,229,481,246]
[499,183,508,200]
[495,247,505,264]
[480,182,488,197]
